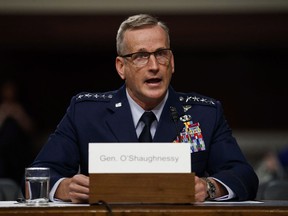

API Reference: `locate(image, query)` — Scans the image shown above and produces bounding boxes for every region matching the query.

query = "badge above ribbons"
[174,114,206,153]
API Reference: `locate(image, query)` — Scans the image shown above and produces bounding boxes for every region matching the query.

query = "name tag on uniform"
[89,143,191,173]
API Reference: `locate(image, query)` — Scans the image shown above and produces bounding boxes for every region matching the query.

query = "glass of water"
[25,167,50,206]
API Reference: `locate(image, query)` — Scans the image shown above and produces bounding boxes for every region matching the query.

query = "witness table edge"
[1,200,288,216]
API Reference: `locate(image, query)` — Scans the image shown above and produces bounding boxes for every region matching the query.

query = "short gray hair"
[116,14,170,56]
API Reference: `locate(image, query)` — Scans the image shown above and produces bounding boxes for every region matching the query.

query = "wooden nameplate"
[89,173,195,204]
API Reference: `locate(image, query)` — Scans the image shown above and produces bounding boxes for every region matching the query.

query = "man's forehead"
[123,26,168,50]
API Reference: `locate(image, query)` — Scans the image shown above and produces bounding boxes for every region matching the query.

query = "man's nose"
[147,54,160,69]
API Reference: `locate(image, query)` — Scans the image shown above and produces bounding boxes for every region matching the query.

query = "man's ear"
[115,56,125,80]
[171,52,175,74]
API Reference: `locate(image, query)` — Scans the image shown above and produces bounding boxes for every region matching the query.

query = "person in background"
[255,146,288,199]
[0,80,35,186]
[256,147,288,185]
[25,14,259,203]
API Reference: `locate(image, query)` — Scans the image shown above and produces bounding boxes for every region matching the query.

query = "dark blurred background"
[0,1,288,162]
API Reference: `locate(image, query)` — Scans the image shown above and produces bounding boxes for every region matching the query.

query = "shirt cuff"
[212,177,236,201]
[49,177,71,203]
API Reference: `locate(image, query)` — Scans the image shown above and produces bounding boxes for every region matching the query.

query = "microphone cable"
[169,106,182,142]
[93,200,113,216]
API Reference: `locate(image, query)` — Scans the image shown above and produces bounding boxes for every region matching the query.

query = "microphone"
[169,106,182,142]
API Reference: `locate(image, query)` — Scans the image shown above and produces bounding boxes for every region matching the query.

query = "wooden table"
[1,200,288,216]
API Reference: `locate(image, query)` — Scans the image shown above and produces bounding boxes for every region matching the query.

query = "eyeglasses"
[120,48,172,67]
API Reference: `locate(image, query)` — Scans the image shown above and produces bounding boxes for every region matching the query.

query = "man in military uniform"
[25,14,258,203]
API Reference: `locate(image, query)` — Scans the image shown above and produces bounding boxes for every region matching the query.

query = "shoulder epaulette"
[75,91,115,102]
[178,92,216,106]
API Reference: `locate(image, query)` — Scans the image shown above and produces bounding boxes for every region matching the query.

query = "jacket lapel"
[105,87,138,142]
[154,87,185,142]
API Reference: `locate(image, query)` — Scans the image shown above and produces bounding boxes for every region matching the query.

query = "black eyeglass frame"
[120,48,172,59]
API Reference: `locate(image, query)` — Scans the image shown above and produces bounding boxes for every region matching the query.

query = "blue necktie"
[138,111,156,142]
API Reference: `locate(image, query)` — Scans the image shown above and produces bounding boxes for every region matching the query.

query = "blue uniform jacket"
[30,85,258,200]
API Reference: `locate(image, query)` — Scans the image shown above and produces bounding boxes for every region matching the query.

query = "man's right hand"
[55,174,89,203]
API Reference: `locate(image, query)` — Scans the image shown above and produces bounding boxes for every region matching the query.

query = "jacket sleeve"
[208,101,259,200]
